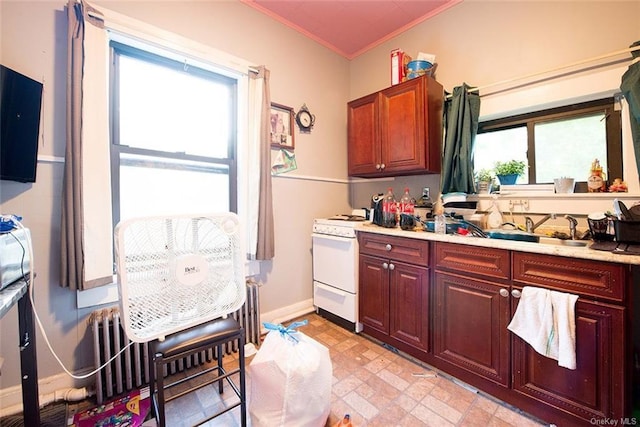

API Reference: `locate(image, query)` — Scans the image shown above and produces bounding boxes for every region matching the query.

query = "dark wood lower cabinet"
[358,233,430,359]
[433,272,511,387]
[359,253,389,335]
[389,261,429,352]
[358,236,635,427]
[360,253,429,355]
[512,297,626,423]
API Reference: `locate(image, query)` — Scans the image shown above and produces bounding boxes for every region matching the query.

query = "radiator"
[90,280,261,404]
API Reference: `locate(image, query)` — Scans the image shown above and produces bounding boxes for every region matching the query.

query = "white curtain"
[61,0,113,290]
[63,1,273,290]
[247,66,275,260]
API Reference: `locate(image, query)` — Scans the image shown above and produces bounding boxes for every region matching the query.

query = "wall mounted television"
[1,64,43,183]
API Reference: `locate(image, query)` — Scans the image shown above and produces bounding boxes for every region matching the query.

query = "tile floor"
[156,313,547,427]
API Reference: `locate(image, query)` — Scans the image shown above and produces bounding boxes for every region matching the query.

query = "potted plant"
[475,169,494,194]
[494,160,526,185]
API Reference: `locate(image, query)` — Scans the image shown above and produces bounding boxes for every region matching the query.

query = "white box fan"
[114,213,246,343]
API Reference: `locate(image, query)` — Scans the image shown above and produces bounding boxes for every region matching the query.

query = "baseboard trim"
[260,298,315,333]
[0,369,94,416]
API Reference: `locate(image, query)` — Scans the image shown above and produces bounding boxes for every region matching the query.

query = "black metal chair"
[114,214,248,426]
[148,317,247,427]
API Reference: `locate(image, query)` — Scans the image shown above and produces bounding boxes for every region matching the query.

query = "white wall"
[0,0,351,402]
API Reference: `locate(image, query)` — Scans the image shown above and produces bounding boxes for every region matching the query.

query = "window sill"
[477,191,639,200]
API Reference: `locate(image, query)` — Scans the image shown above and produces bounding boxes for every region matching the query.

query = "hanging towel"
[507,286,579,370]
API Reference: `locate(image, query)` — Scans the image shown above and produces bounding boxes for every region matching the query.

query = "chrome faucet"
[564,215,578,240]
[524,213,557,233]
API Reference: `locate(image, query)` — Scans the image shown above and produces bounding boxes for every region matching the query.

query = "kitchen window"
[474,98,622,190]
[109,41,238,226]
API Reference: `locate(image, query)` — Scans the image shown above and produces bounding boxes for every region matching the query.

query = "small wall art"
[270,103,295,149]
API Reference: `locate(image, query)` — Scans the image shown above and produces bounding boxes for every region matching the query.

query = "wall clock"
[295,104,315,133]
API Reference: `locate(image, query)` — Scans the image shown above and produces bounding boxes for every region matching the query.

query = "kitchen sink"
[484,230,589,247]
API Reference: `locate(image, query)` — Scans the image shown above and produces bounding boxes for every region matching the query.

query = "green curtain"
[620,41,640,180]
[441,83,480,195]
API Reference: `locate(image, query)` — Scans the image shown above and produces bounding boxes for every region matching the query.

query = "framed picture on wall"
[270,103,295,149]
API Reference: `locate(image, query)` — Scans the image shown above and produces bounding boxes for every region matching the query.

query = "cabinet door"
[389,262,429,352]
[359,254,389,334]
[347,93,380,176]
[379,78,426,174]
[433,272,511,387]
[512,296,625,422]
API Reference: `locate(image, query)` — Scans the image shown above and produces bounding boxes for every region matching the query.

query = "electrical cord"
[1,214,133,380]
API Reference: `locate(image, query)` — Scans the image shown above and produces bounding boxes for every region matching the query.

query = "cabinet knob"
[389,263,395,271]
[382,262,389,269]
[380,163,386,170]
[499,288,509,298]
[376,164,381,170]
[385,244,392,251]
[511,289,522,298]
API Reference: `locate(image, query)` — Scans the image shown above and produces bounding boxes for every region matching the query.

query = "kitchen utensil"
[614,199,633,220]
[399,213,417,230]
[443,200,477,217]
[629,204,640,220]
[587,212,615,241]
[619,200,639,221]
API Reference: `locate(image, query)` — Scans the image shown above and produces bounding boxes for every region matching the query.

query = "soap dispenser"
[487,196,503,229]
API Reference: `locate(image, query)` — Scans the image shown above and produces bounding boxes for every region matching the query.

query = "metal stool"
[148,317,247,427]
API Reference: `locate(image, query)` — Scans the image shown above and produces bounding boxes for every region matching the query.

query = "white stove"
[312,214,364,332]
[312,215,365,238]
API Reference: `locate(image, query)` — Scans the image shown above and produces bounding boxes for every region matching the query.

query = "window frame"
[108,40,239,227]
[477,97,622,191]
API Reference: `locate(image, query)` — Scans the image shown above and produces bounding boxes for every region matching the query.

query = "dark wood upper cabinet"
[347,75,443,177]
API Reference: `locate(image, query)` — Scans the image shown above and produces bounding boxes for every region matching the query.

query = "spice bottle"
[587,159,607,192]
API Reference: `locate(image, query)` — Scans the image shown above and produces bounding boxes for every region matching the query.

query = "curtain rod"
[446,44,640,100]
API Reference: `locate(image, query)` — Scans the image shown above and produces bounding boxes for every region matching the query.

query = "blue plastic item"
[0,215,22,232]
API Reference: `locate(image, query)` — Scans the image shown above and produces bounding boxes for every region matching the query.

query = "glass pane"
[119,153,229,221]
[118,55,232,159]
[475,127,529,184]
[534,113,607,183]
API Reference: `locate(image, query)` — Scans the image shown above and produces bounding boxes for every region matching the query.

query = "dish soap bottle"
[487,196,503,229]
[587,158,607,192]
[434,197,446,234]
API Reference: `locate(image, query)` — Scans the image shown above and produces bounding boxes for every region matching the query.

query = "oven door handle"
[315,282,350,297]
[311,233,355,242]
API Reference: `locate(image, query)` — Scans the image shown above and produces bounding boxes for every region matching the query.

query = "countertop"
[355,223,640,265]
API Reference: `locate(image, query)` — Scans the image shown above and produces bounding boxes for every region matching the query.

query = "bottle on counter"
[399,188,416,230]
[434,197,446,234]
[587,158,607,192]
[382,187,397,228]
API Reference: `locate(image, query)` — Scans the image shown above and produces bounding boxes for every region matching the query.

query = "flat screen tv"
[0,64,43,183]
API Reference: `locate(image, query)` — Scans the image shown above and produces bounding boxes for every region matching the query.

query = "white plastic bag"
[248,320,332,427]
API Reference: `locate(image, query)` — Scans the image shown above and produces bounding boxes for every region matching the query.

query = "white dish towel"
[507,286,579,370]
